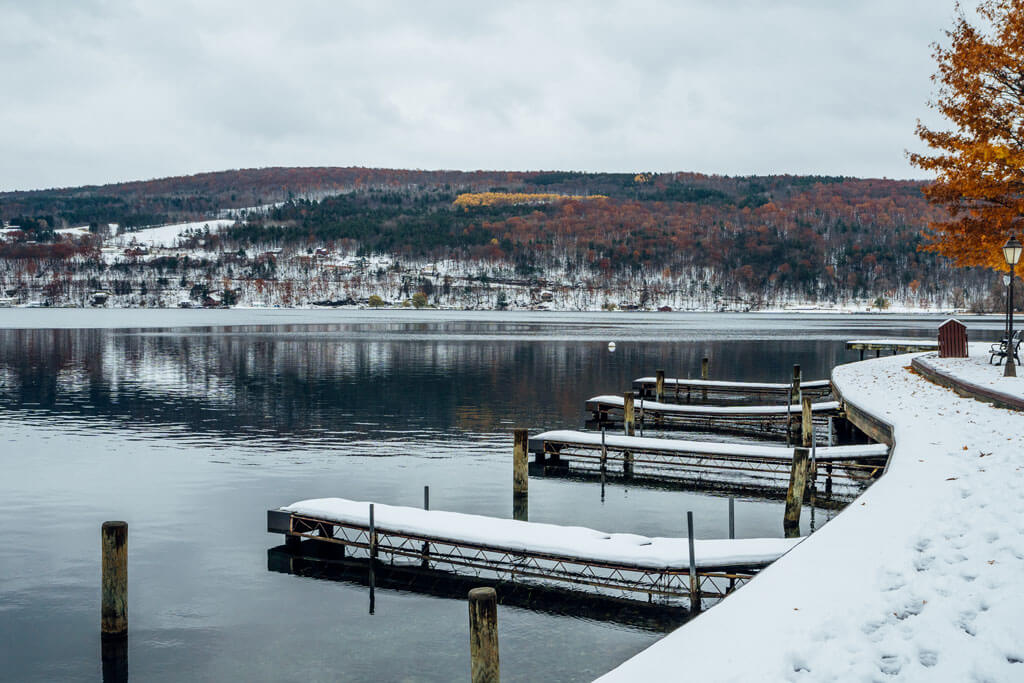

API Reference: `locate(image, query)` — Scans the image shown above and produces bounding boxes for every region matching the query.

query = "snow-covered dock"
[268,498,802,605]
[632,376,832,404]
[586,394,841,439]
[599,346,1024,681]
[530,429,888,485]
[846,337,939,359]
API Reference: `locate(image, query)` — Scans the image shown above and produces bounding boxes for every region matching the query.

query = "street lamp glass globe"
[1003,235,1023,265]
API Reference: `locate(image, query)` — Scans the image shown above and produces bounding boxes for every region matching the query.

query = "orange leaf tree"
[910,0,1024,269]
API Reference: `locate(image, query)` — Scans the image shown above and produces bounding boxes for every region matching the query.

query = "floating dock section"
[846,338,938,360]
[586,395,841,438]
[632,377,832,405]
[268,498,801,605]
[530,429,888,484]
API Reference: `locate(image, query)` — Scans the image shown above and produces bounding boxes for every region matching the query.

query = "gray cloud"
[0,0,959,190]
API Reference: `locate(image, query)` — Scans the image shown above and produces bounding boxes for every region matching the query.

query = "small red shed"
[938,318,968,358]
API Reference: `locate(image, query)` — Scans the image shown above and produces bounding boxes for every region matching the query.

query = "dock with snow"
[632,376,832,405]
[268,498,802,606]
[845,338,938,360]
[585,394,842,439]
[529,429,888,486]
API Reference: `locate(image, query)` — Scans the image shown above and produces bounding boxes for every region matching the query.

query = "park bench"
[989,330,1022,365]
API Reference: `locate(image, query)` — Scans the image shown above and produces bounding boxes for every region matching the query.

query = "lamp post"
[1002,236,1022,377]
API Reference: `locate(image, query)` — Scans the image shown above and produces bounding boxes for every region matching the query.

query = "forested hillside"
[0,167,998,311]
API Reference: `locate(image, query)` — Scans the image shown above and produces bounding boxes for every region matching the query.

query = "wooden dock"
[585,394,841,439]
[268,498,801,606]
[846,338,938,360]
[529,429,888,485]
[632,377,832,405]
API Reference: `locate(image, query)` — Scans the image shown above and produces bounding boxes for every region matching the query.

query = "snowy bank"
[598,351,1024,681]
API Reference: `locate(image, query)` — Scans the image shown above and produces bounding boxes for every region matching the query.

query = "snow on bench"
[531,429,889,461]
[280,497,802,570]
[587,394,841,415]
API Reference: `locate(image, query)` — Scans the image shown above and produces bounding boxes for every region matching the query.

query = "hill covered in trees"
[0,167,997,311]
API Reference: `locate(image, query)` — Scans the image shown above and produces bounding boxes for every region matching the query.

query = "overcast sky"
[0,0,961,191]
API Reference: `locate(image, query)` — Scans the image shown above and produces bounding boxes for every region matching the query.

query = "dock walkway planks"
[268,498,802,604]
[633,377,832,404]
[530,429,888,483]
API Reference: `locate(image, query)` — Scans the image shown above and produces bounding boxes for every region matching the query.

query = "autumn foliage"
[911,0,1024,269]
[453,192,607,208]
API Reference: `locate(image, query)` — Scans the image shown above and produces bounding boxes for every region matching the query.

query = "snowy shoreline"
[598,347,1024,681]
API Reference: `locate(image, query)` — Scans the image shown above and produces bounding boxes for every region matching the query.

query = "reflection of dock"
[585,395,841,439]
[846,338,938,360]
[632,377,832,405]
[268,499,801,607]
[267,545,691,632]
[530,429,888,487]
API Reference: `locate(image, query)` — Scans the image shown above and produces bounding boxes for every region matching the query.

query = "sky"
[0,0,963,191]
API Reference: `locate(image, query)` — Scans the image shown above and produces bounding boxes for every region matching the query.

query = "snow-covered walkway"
[598,351,1024,681]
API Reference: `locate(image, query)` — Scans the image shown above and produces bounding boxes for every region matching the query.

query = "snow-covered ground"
[599,350,1024,681]
[919,343,1024,402]
[110,218,236,248]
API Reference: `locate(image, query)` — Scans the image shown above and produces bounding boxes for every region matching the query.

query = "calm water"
[0,311,1005,682]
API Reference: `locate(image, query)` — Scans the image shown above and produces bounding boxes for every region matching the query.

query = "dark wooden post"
[655,369,665,401]
[784,448,809,537]
[101,521,127,640]
[687,511,701,612]
[468,587,500,683]
[790,364,802,443]
[422,486,430,567]
[701,357,709,400]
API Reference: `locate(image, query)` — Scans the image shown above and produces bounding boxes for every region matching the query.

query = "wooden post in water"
[801,395,813,449]
[422,486,430,568]
[600,427,607,479]
[655,369,665,402]
[784,447,809,537]
[790,364,802,443]
[101,521,128,640]
[728,498,736,592]
[622,392,634,477]
[512,429,528,496]
[687,511,701,613]
[513,429,529,521]
[468,587,500,683]
[701,357,709,401]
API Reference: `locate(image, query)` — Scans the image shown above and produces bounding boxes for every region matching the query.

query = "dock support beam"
[101,521,128,641]
[784,447,809,537]
[469,587,500,683]
[655,369,665,402]
[790,364,802,443]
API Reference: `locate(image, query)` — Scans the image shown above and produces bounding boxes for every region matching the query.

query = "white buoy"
[608,341,616,352]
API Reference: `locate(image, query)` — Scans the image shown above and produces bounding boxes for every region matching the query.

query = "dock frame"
[268,509,758,606]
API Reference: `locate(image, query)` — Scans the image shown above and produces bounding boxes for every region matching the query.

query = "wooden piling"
[468,587,500,683]
[784,447,809,537]
[790,364,802,443]
[687,511,701,612]
[801,395,813,448]
[622,392,635,437]
[600,427,607,478]
[101,521,127,640]
[655,369,665,401]
[513,429,529,496]
[728,498,735,540]
[422,486,430,567]
[701,357,709,400]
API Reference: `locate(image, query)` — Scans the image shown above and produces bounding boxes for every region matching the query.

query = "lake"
[0,310,1003,682]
